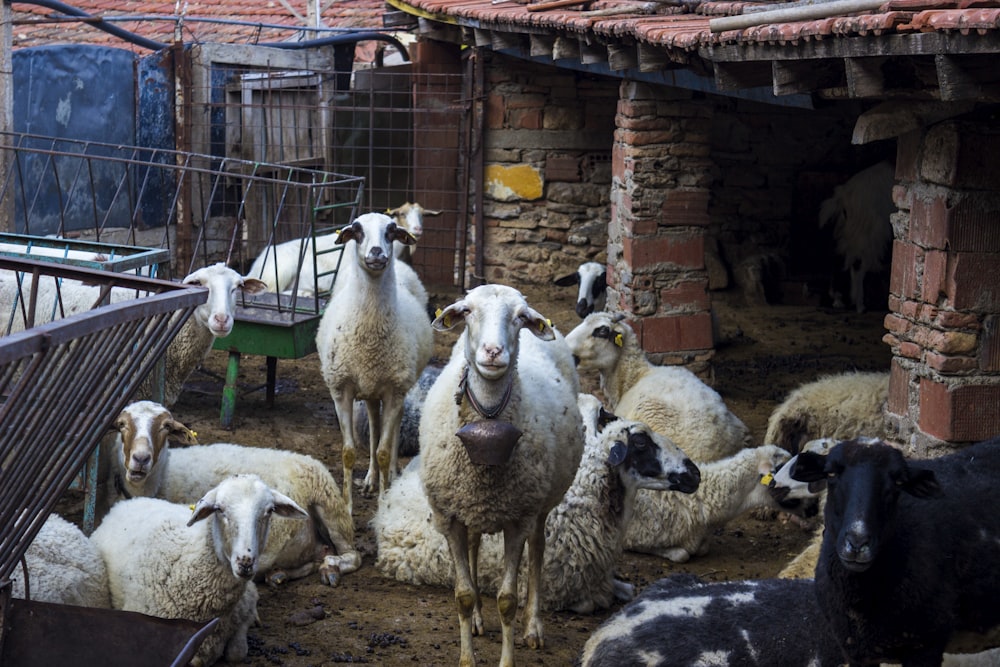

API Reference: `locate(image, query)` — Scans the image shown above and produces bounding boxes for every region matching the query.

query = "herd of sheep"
[5,202,1000,667]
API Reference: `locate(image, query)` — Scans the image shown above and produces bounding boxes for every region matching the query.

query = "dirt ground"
[161,281,891,667]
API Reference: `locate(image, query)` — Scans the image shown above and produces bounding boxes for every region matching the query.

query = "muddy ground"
[162,281,889,667]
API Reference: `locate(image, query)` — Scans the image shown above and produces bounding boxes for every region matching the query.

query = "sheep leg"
[468,532,484,636]
[331,391,357,515]
[521,518,546,650]
[374,394,405,501]
[849,263,866,313]
[312,505,362,586]
[499,522,531,667]
[363,398,381,496]
[443,519,478,667]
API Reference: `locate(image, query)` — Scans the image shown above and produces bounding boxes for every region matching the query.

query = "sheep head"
[337,212,416,274]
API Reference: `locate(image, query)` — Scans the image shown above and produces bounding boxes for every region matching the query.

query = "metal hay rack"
[0,132,367,426]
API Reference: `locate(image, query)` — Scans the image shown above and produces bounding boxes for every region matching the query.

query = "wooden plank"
[580,41,608,65]
[608,43,638,71]
[474,28,493,47]
[552,36,580,60]
[492,31,526,51]
[530,34,556,57]
[936,54,1000,102]
[773,59,845,96]
[851,100,976,144]
[845,57,886,98]
[418,17,464,42]
[714,61,772,91]
[638,43,671,73]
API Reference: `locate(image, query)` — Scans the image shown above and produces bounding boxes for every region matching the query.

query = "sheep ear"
[597,406,618,430]
[607,441,627,466]
[167,419,199,445]
[271,490,309,519]
[554,272,581,287]
[789,451,827,483]
[522,306,556,341]
[187,492,219,526]
[392,226,418,246]
[241,277,268,295]
[900,467,942,499]
[424,209,442,216]
[337,222,361,245]
[432,302,468,331]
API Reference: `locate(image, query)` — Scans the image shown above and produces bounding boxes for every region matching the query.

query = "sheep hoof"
[524,632,544,650]
[265,570,288,587]
[319,562,341,587]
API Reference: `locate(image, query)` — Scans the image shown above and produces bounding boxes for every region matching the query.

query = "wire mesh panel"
[0,131,366,315]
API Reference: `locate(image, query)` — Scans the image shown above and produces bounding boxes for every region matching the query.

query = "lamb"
[419,283,585,666]
[103,399,360,586]
[764,370,889,454]
[372,393,701,614]
[818,159,895,313]
[553,260,607,318]
[8,513,111,608]
[579,573,846,667]
[316,211,433,514]
[623,444,791,562]
[91,474,308,667]
[0,262,266,407]
[789,437,1000,666]
[564,311,751,462]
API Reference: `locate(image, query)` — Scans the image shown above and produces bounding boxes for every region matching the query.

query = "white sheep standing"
[553,260,607,318]
[373,393,701,614]
[8,513,110,608]
[316,212,433,514]
[623,444,791,562]
[764,370,889,454]
[91,474,307,667]
[818,159,895,313]
[102,399,360,586]
[564,311,751,462]
[0,262,266,407]
[419,284,584,666]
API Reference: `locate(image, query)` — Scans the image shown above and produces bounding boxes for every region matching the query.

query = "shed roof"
[388,0,1000,103]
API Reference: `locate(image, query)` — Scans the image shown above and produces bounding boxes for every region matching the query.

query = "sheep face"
[337,212,416,275]
[791,440,941,572]
[554,261,607,319]
[182,263,266,337]
[113,400,197,483]
[188,474,308,580]
[387,202,441,241]
[433,284,555,382]
[564,311,630,372]
[606,421,701,494]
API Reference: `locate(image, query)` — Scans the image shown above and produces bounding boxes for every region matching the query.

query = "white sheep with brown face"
[386,202,441,264]
[418,284,585,666]
[316,212,433,515]
[101,400,360,588]
[92,474,307,667]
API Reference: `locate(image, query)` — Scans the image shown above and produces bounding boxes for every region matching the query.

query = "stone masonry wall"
[884,119,1000,456]
[476,52,618,287]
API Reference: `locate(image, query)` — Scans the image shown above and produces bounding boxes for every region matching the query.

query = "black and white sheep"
[419,283,585,666]
[764,370,889,454]
[579,573,845,667]
[316,212,433,514]
[564,311,751,462]
[91,474,308,667]
[817,160,895,313]
[554,261,607,318]
[102,400,360,586]
[790,437,1000,666]
[623,444,791,562]
[373,393,700,614]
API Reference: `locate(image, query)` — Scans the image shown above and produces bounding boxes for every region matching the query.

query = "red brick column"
[608,81,714,373]
[883,120,1000,455]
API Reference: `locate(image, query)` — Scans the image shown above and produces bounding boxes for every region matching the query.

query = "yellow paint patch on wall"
[485,164,543,201]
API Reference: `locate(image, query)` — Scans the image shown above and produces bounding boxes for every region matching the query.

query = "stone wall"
[476,51,618,286]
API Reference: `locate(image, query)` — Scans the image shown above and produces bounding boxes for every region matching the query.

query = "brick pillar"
[608,81,714,375]
[883,120,1000,456]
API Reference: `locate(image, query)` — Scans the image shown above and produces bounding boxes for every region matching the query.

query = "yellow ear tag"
[190,430,198,439]
[614,333,623,347]
[539,318,551,333]
[760,473,774,486]
[435,308,443,319]
[189,504,196,511]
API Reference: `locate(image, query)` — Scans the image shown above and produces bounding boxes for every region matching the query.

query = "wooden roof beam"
[845,57,887,98]
[713,61,772,91]
[772,59,845,96]
[936,54,1000,102]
